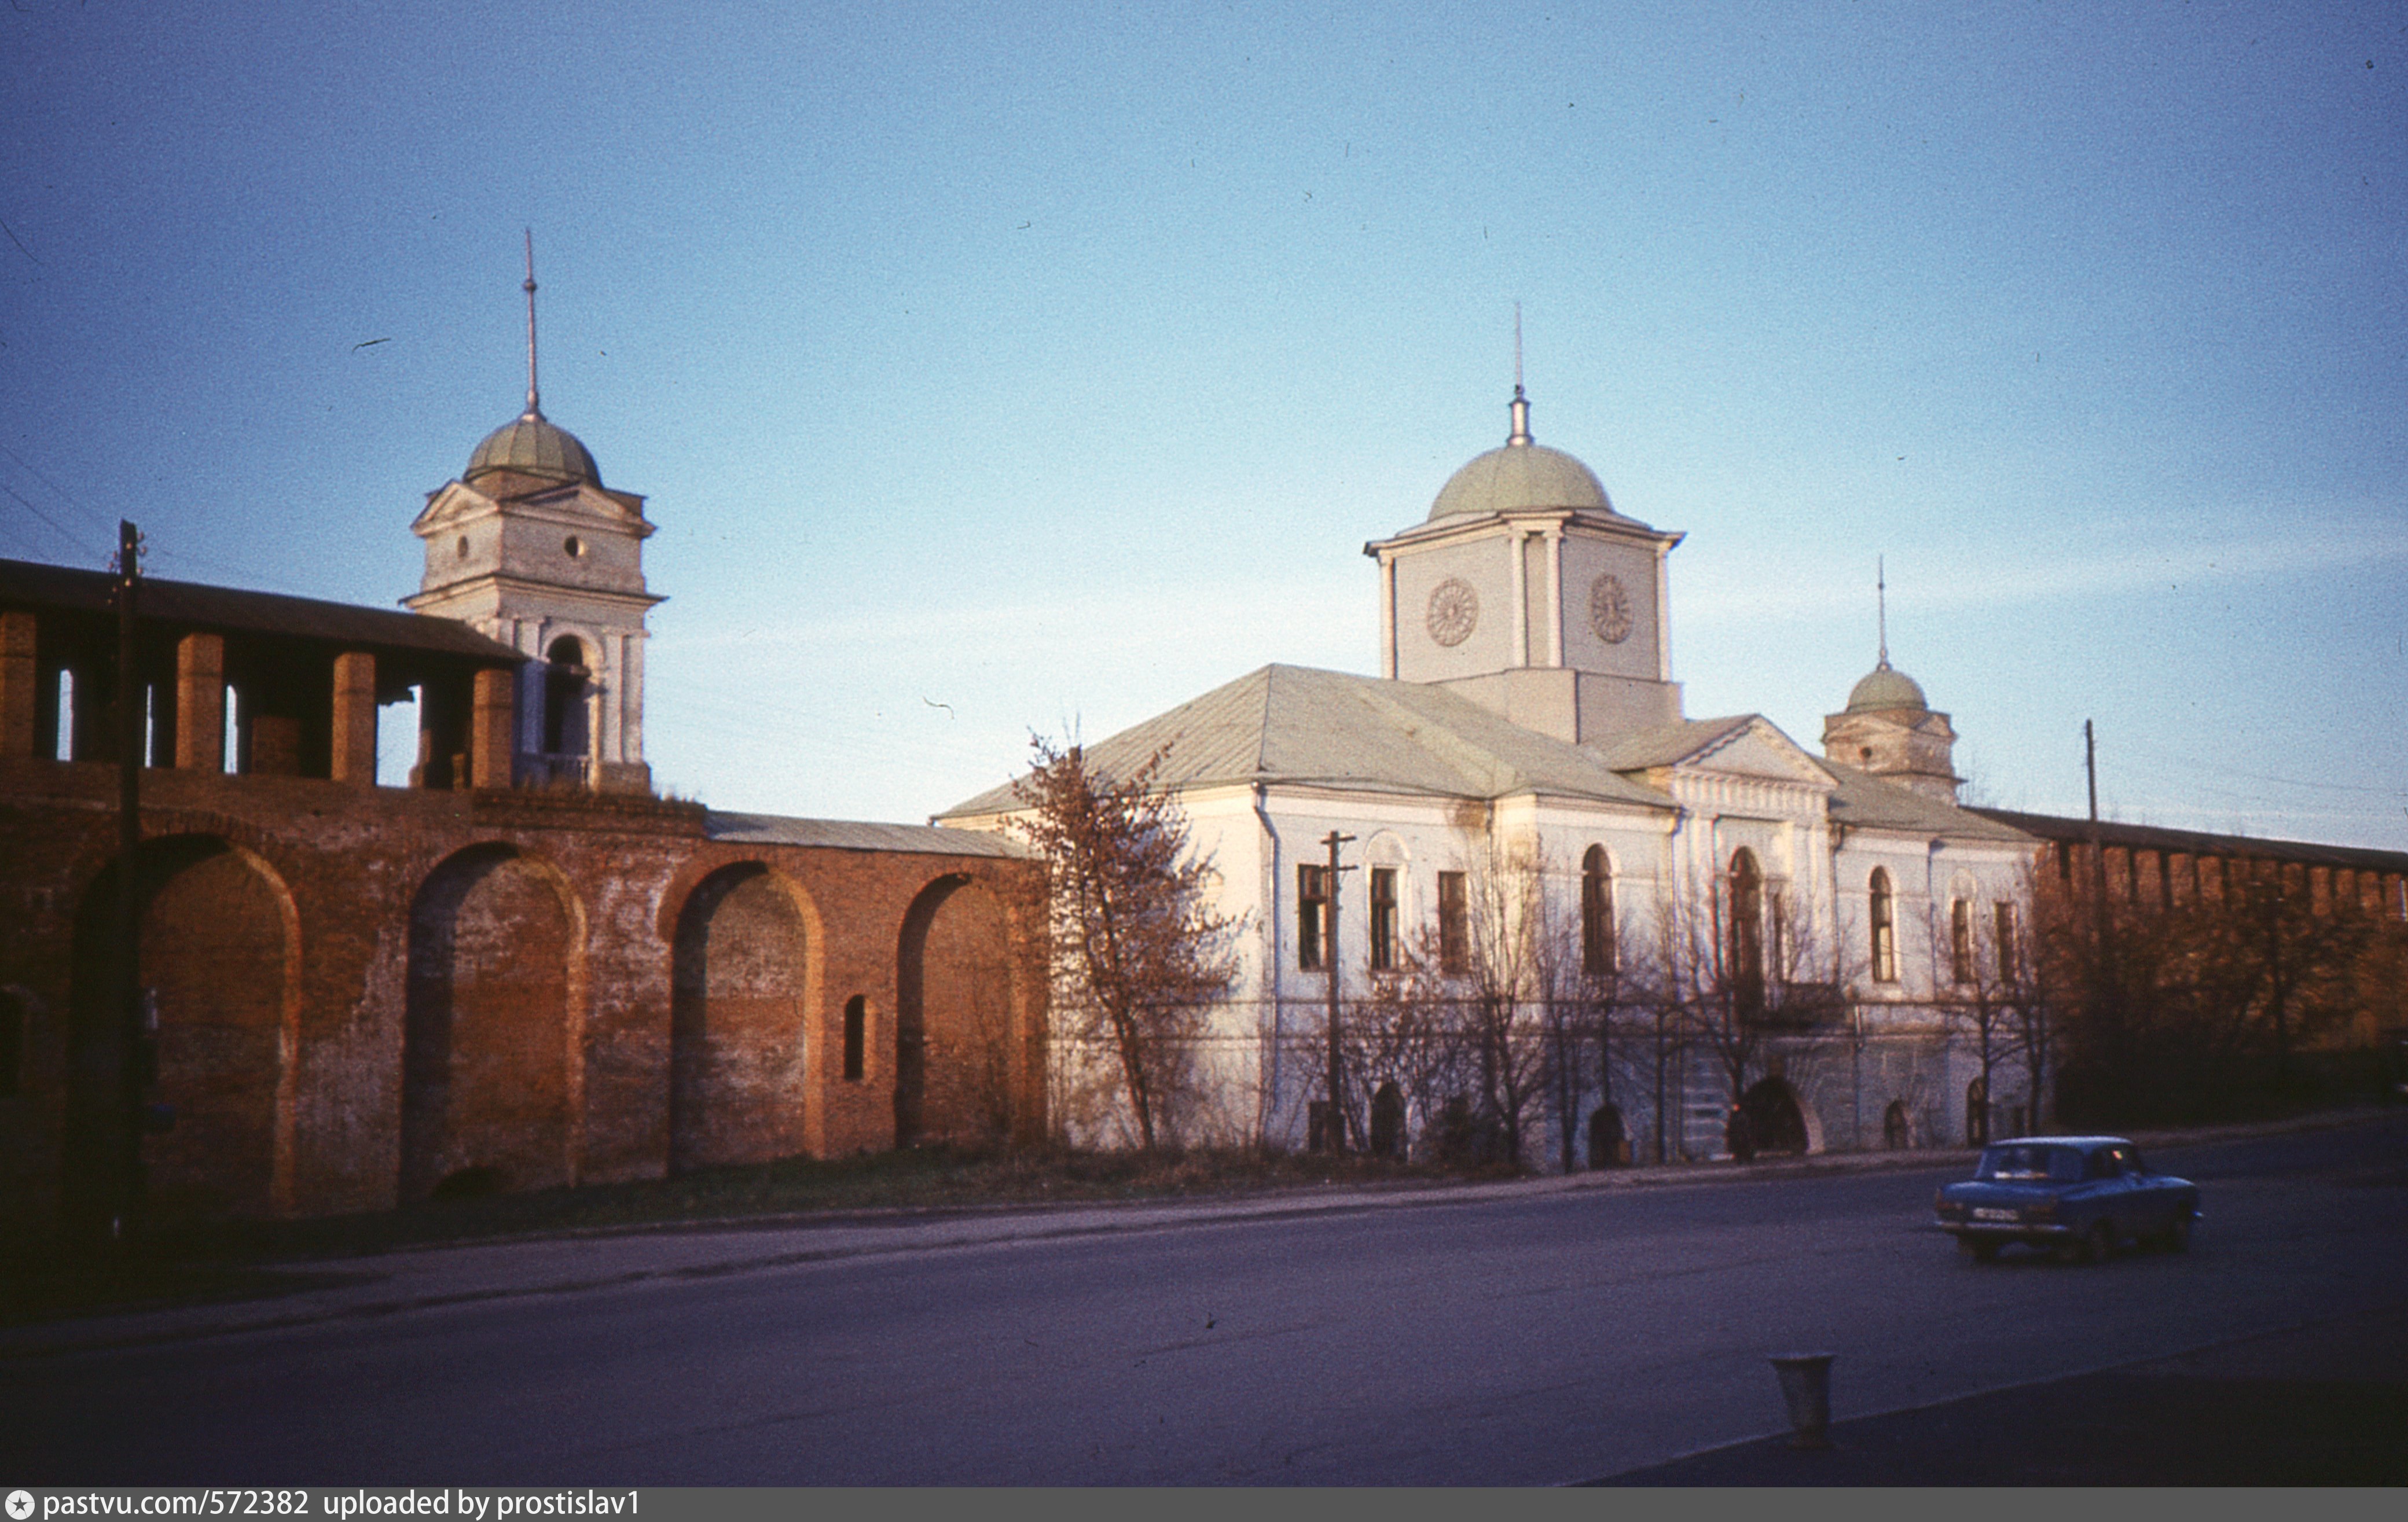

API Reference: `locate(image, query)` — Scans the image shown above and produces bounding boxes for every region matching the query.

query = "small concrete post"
[0,609,36,758]
[1769,1352,1834,1449]
[330,651,377,785]
[173,631,225,772]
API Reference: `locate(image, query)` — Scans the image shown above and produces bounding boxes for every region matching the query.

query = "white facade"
[945,391,2040,1163]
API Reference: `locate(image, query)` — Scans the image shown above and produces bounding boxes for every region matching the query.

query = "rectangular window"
[1950,899,1974,984]
[1368,866,1397,972]
[1994,903,2018,984]
[1437,870,1468,975]
[1298,863,1329,972]
[842,997,866,1082]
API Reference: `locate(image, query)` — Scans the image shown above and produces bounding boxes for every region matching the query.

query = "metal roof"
[941,663,1676,817]
[0,557,524,663]
[1970,807,2408,874]
[1594,715,1763,773]
[1826,764,2036,843]
[705,811,1029,858]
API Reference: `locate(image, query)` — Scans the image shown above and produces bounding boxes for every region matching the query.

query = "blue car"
[1934,1136,2200,1264]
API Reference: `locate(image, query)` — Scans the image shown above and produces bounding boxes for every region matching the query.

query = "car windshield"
[1977,1144,2082,1182]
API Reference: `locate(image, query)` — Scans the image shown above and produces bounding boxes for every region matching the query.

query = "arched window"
[1581,845,1615,977]
[1950,898,1973,984]
[1992,902,2018,985]
[1966,1076,1989,1146]
[1869,868,1898,983]
[543,636,590,760]
[1729,850,1763,1014]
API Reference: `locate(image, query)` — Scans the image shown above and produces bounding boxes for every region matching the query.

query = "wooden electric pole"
[1322,829,1355,1152]
[112,519,144,1237]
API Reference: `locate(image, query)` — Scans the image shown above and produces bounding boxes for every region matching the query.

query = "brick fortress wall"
[0,755,1046,1232]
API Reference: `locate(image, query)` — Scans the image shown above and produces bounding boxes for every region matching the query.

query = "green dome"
[467,411,600,487]
[1430,440,1612,520]
[1847,661,1928,714]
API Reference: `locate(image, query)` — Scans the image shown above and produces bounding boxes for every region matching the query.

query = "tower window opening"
[563,535,583,558]
[543,636,591,759]
[457,535,470,560]
[53,668,74,760]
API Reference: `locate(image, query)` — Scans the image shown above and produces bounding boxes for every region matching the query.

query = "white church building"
[944,387,2039,1167]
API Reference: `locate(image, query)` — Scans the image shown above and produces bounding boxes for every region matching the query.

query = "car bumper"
[1936,1219,2072,1238]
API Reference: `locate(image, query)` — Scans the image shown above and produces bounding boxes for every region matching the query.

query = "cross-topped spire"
[1877,554,1890,669]
[1507,301,1532,445]
[523,229,542,420]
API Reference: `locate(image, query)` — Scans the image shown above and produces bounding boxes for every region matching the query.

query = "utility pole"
[1321,829,1355,1152]
[112,519,144,1238]
[2082,717,2109,1116]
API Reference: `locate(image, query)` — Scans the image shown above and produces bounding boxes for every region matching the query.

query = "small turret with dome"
[406,236,660,795]
[1822,563,1960,802]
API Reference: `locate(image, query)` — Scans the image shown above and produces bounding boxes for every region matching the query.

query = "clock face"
[1426,577,1480,648]
[1590,573,1634,645]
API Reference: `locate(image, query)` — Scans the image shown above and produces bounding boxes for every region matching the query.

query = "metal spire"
[522,229,542,420]
[1877,554,1890,669]
[1507,302,1532,446]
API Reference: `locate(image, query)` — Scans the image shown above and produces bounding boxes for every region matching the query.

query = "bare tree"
[1012,736,1238,1150]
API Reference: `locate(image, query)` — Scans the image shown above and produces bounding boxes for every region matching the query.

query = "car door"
[2119,1147,2172,1236]
[2083,1146,2131,1238]
[2103,1145,2152,1238]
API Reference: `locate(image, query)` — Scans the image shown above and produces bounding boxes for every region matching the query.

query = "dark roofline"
[1970,807,2408,876]
[0,557,524,664]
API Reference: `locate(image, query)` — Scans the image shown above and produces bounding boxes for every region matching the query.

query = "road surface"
[5,1115,2402,1484]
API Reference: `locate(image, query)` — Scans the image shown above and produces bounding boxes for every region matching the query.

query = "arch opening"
[64,836,293,1224]
[1740,1076,1808,1156]
[896,875,1017,1147]
[669,862,812,1172]
[402,845,577,1201]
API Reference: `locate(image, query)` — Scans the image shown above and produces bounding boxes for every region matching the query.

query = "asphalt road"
[6,1115,2403,1485]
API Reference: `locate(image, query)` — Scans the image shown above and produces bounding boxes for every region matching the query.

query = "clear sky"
[5,2,2403,848]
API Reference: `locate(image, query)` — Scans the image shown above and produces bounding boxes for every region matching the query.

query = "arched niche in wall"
[66,835,298,1221]
[895,874,1016,1148]
[401,844,581,1201]
[668,862,816,1172]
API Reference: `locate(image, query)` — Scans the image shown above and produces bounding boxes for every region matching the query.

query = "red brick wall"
[0,756,1046,1234]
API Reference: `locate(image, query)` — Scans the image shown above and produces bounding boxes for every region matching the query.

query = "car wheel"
[2084,1221,2115,1265]
[2160,1214,2192,1253]
[1959,1237,1998,1264]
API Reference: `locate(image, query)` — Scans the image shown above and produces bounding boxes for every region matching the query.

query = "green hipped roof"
[939,664,1674,818]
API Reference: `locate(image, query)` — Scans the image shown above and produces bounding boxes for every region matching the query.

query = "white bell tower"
[406,236,661,793]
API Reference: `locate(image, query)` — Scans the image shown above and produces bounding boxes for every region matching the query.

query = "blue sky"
[5,2,2403,847]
